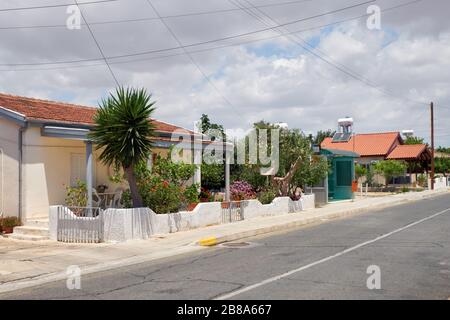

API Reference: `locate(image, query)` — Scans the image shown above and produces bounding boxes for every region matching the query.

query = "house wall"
[0,118,20,218]
[21,126,173,221]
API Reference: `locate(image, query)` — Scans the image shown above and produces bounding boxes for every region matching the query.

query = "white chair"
[92,188,102,208]
[109,188,123,208]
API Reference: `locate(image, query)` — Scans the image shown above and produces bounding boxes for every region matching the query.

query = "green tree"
[374,160,407,187]
[198,114,225,140]
[197,114,227,190]
[404,136,425,145]
[437,146,450,154]
[201,163,224,190]
[435,157,450,176]
[89,87,156,207]
[310,129,336,145]
[248,122,328,196]
[355,164,367,180]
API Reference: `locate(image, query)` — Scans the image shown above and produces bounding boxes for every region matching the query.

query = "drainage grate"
[220,242,259,249]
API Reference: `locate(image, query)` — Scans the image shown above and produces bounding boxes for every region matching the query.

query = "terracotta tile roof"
[0,92,192,134]
[386,144,430,160]
[321,132,402,157]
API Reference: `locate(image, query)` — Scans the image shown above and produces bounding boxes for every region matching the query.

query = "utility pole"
[430,102,435,190]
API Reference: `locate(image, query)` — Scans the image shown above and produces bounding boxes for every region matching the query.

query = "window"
[336,161,352,186]
[70,154,85,186]
[70,153,95,187]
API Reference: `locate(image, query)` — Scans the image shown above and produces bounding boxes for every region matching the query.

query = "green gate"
[321,149,359,201]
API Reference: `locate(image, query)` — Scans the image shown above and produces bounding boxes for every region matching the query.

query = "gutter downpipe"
[18,124,27,221]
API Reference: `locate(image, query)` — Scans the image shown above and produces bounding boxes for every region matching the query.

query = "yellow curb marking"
[198,237,218,246]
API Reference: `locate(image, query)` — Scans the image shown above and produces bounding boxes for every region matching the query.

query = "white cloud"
[0,0,449,145]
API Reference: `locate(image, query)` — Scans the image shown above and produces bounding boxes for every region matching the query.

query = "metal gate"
[221,201,244,223]
[57,206,104,243]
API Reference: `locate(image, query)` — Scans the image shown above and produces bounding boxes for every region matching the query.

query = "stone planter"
[187,203,198,211]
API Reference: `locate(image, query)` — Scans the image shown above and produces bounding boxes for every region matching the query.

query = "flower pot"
[187,203,198,211]
[221,201,240,209]
[200,198,210,203]
[2,227,13,234]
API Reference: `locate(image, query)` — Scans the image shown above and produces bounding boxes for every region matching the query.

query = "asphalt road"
[2,194,450,300]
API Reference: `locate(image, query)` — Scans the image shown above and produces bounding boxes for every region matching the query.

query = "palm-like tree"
[89,87,156,207]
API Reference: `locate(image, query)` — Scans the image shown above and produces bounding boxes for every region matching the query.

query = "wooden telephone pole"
[430,102,435,190]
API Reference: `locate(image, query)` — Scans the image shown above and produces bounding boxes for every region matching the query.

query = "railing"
[221,201,244,223]
[57,206,104,243]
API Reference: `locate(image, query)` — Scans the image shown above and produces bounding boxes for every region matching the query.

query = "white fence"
[52,206,103,243]
[49,194,315,243]
[428,177,448,190]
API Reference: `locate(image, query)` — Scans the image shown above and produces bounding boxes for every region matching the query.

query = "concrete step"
[12,226,49,237]
[6,233,49,241]
[25,219,49,228]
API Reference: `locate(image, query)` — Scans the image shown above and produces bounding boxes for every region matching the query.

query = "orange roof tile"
[321,132,402,157]
[0,92,192,134]
[386,144,430,160]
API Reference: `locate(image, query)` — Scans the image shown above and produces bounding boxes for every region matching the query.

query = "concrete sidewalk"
[0,188,448,294]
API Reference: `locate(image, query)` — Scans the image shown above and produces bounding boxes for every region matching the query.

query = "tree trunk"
[272,155,303,197]
[124,165,144,208]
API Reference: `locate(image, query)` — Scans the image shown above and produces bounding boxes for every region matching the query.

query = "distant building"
[320,119,432,186]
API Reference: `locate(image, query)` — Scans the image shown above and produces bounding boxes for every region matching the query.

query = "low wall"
[429,177,448,190]
[49,194,315,243]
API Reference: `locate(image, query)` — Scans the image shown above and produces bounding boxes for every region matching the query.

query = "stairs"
[6,218,50,241]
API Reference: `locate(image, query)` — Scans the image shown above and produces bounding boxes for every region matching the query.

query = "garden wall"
[49,194,315,243]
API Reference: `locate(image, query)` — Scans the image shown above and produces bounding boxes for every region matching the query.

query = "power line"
[73,0,120,86]
[0,0,376,67]
[0,0,425,73]
[235,0,428,107]
[144,0,240,113]
[0,0,313,29]
[0,0,119,12]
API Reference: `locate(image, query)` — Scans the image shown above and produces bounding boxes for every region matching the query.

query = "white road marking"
[215,207,450,300]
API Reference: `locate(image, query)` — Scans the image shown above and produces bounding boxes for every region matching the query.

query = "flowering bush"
[230,180,256,201]
[138,176,181,214]
[133,155,200,213]
[199,187,213,202]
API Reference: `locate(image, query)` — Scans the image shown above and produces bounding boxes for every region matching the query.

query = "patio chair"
[92,188,102,208]
[108,188,123,208]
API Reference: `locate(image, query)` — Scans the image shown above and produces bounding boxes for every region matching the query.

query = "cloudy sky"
[0,0,449,145]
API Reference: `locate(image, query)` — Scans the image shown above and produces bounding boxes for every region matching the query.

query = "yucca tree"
[89,87,156,207]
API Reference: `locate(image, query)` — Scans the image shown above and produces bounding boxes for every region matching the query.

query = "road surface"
[1,194,450,300]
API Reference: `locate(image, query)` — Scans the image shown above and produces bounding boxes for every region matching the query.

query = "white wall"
[0,118,20,218]
[49,194,316,243]
[429,177,448,190]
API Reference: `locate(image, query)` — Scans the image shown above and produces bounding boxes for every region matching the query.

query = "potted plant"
[230,180,256,201]
[199,188,212,203]
[1,217,21,234]
[183,184,200,212]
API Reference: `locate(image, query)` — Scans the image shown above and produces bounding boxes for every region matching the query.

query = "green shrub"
[121,190,132,208]
[401,185,410,193]
[65,180,87,207]
[184,184,200,204]
[1,216,21,228]
[417,174,427,187]
[258,189,277,204]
